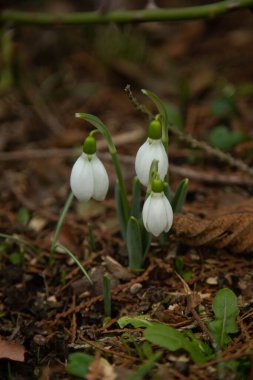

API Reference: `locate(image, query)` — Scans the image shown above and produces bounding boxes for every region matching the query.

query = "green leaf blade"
[127,216,143,270]
[66,352,94,378]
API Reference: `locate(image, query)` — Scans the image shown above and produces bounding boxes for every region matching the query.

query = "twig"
[2,148,253,186]
[1,1,253,26]
[125,85,253,178]
[125,84,152,119]
[79,335,135,360]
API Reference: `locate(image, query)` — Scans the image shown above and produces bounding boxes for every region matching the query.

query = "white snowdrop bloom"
[70,136,109,202]
[135,119,168,186]
[135,138,168,186]
[142,179,173,236]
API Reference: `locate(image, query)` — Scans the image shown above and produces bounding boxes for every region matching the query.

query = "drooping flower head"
[135,119,168,186]
[70,135,109,202]
[142,177,173,237]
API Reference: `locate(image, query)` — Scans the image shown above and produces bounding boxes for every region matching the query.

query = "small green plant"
[207,125,247,151]
[208,288,240,349]
[118,288,240,365]
[66,352,94,378]
[52,89,188,274]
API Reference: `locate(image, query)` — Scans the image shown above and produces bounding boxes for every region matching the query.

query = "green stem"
[50,191,74,264]
[1,1,253,25]
[111,151,129,223]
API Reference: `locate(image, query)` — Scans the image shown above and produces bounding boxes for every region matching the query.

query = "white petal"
[142,193,167,236]
[90,155,109,201]
[135,140,151,186]
[142,194,152,231]
[70,153,94,201]
[162,196,173,232]
[135,139,169,186]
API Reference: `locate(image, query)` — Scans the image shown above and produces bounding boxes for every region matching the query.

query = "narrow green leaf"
[66,352,94,378]
[118,315,154,329]
[127,216,143,270]
[50,191,74,264]
[142,89,169,130]
[138,218,152,259]
[115,181,127,239]
[130,177,141,219]
[171,178,189,213]
[76,113,115,153]
[209,288,239,349]
[0,233,36,252]
[57,244,92,284]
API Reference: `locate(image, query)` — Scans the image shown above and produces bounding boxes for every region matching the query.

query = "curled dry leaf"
[172,208,253,253]
[0,337,25,362]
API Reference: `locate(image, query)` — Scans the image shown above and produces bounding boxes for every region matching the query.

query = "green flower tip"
[151,178,164,193]
[148,120,162,140]
[83,136,96,155]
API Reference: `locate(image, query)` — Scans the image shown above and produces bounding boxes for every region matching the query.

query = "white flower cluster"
[135,120,173,236]
[70,119,173,237]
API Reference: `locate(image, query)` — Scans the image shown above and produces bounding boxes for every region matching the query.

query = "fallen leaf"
[0,337,25,362]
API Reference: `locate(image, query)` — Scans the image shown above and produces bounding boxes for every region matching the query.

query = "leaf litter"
[1,2,253,379]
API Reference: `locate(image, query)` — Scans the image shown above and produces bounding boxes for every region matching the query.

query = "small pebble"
[130,283,142,295]
[206,276,218,285]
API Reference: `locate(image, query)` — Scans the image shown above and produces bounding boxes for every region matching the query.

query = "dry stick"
[79,335,135,360]
[3,148,253,186]
[1,1,253,25]
[125,85,253,178]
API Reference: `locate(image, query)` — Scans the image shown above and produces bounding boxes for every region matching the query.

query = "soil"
[0,1,253,379]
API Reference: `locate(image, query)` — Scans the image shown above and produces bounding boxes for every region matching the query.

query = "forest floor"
[0,2,253,379]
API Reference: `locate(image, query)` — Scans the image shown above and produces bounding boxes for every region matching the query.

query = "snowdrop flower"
[135,120,168,186]
[70,136,109,202]
[142,178,173,237]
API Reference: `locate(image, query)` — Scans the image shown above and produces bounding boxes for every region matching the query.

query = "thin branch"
[1,1,253,26]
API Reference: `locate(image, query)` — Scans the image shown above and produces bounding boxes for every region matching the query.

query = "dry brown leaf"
[0,337,25,362]
[172,207,253,253]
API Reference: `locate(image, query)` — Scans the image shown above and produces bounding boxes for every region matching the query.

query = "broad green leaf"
[17,207,30,225]
[127,217,143,270]
[171,178,189,213]
[118,315,154,328]
[9,252,24,265]
[209,288,240,349]
[66,352,94,378]
[144,323,186,351]
[130,177,141,219]
[144,323,212,363]
[208,125,246,151]
[184,331,213,363]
